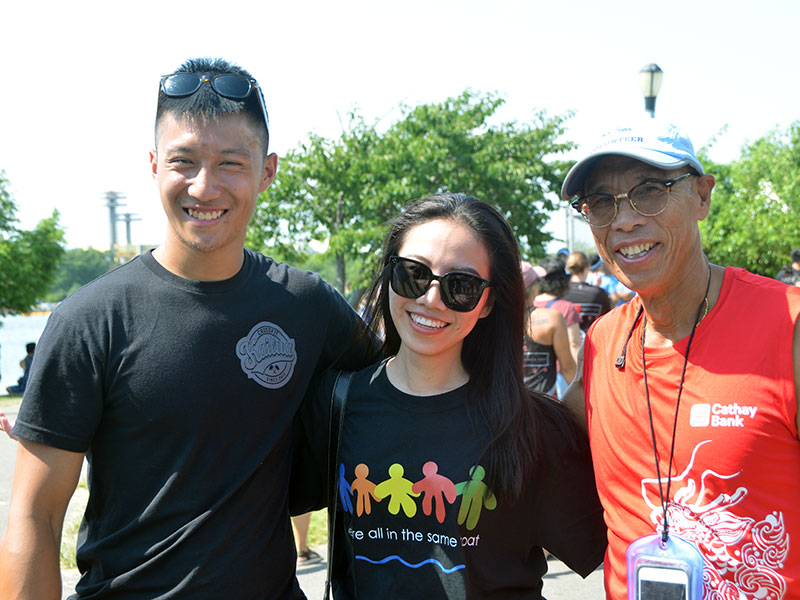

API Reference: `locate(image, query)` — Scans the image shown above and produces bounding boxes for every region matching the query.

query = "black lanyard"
[640,267,711,543]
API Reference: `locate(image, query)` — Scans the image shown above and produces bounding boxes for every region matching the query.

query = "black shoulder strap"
[324,370,354,600]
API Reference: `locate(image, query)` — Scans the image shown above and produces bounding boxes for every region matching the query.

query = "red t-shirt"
[584,267,800,599]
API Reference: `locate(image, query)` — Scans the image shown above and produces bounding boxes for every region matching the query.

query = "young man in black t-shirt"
[0,58,372,599]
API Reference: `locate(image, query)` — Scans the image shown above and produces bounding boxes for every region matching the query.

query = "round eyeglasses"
[571,172,693,228]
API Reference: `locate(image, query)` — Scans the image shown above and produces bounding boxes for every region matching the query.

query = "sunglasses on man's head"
[160,72,270,144]
[388,256,491,313]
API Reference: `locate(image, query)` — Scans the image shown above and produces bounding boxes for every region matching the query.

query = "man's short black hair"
[791,249,800,264]
[155,57,269,153]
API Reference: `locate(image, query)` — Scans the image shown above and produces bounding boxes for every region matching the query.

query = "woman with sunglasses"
[296,192,606,599]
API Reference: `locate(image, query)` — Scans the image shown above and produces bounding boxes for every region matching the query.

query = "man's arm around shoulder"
[0,438,83,599]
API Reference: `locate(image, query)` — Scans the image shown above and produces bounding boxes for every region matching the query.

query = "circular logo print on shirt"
[236,321,297,389]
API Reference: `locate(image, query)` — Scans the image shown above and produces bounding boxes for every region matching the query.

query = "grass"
[60,479,89,570]
[59,479,89,569]
[0,395,22,411]
[307,508,328,549]
[60,522,80,569]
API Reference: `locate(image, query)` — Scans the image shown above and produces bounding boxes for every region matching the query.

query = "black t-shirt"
[14,249,372,599]
[562,282,612,332]
[302,362,607,599]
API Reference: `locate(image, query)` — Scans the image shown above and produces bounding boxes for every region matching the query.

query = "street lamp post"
[638,63,663,118]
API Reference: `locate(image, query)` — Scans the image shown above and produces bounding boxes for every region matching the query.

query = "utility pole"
[105,192,141,263]
[119,213,142,246]
[105,192,125,262]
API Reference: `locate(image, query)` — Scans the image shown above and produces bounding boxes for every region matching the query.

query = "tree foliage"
[46,247,114,302]
[700,122,800,276]
[0,171,65,315]
[247,91,574,298]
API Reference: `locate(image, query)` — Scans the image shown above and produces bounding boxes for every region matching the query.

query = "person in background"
[584,253,602,288]
[562,119,800,598]
[532,257,582,396]
[776,248,800,286]
[532,257,582,360]
[521,261,576,395]
[563,252,611,332]
[588,255,634,306]
[5,342,35,395]
[0,57,373,599]
[292,513,322,565]
[298,193,606,599]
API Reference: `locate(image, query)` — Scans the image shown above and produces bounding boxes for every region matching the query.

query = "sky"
[1,0,798,255]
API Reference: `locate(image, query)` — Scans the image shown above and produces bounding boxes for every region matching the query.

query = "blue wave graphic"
[355,554,465,574]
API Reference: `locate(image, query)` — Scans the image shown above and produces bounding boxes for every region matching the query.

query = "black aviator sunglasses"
[388,256,491,313]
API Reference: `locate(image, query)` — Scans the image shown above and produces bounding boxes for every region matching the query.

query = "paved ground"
[2,397,604,598]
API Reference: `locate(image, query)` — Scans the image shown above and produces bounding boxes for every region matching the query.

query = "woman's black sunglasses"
[160,72,270,144]
[388,256,491,313]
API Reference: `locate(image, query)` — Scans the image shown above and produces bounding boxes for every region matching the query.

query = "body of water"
[0,313,51,393]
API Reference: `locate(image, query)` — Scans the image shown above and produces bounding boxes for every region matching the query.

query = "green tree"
[0,172,65,316]
[700,122,800,276]
[247,91,573,299]
[46,247,114,302]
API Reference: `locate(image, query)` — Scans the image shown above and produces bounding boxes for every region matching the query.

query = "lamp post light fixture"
[639,63,663,118]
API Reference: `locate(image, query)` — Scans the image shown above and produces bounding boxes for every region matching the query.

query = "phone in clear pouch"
[627,534,703,600]
[636,565,689,600]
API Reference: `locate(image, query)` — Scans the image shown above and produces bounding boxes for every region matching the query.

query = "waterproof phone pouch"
[627,533,704,600]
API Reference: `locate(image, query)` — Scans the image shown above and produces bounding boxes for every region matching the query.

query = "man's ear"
[696,173,715,220]
[259,153,278,193]
[149,149,158,181]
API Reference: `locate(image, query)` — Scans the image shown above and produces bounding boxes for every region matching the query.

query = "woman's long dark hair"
[360,193,580,501]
